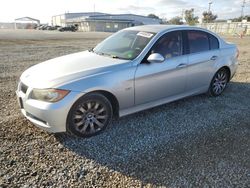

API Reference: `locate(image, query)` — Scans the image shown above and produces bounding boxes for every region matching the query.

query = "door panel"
[185,30,221,93]
[187,50,220,92]
[135,56,188,105]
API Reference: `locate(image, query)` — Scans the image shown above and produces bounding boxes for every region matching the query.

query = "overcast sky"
[0,0,249,23]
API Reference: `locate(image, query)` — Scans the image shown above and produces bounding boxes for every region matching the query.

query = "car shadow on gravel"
[55,81,250,186]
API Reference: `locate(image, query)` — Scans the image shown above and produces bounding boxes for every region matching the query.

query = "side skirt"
[119,86,208,117]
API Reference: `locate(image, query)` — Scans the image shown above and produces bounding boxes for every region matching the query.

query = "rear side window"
[209,34,219,50]
[187,31,209,53]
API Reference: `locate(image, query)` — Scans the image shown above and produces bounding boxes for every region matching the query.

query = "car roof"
[125,24,209,34]
[125,24,226,47]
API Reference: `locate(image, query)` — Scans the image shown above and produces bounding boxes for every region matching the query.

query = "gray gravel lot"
[0,29,249,187]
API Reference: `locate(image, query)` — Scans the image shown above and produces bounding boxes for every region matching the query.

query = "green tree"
[244,15,250,21]
[202,11,217,23]
[147,14,160,19]
[184,8,199,25]
[232,15,250,22]
[168,16,183,25]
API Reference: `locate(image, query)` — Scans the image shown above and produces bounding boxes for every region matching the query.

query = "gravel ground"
[0,29,249,187]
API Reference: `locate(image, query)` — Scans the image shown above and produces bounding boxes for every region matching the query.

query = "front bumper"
[16,83,84,133]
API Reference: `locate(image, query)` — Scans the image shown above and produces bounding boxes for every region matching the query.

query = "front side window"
[93,30,155,60]
[188,31,209,53]
[150,31,182,59]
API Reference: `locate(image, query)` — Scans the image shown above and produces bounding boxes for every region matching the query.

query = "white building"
[52,12,162,32]
[51,12,107,27]
[14,17,40,29]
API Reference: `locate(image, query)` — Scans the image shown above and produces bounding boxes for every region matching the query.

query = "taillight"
[236,48,239,59]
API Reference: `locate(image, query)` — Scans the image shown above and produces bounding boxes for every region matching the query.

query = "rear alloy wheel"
[209,68,229,96]
[67,93,112,137]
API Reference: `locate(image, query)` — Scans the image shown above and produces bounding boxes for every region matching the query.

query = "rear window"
[187,31,209,53]
[209,34,219,50]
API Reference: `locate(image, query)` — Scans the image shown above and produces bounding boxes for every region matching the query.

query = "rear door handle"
[176,63,188,68]
[210,56,218,61]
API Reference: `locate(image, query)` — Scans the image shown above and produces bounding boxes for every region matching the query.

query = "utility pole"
[181,9,184,22]
[241,0,246,18]
[206,1,213,23]
[208,1,213,12]
[93,3,96,32]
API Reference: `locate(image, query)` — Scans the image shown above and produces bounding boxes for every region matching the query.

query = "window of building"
[106,23,111,28]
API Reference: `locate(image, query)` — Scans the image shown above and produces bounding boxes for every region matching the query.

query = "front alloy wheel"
[67,93,112,137]
[209,68,229,96]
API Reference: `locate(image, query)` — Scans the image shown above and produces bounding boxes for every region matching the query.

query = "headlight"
[30,89,70,102]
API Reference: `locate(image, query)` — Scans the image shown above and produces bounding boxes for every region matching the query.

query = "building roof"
[14,17,40,24]
[67,17,133,23]
[67,13,161,25]
[52,12,108,18]
[85,16,133,22]
[89,13,161,20]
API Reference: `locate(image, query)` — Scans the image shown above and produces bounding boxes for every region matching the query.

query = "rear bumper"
[229,60,238,80]
[16,88,84,133]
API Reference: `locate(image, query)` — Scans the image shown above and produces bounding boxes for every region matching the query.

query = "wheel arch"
[80,90,120,118]
[208,65,231,96]
[217,66,231,82]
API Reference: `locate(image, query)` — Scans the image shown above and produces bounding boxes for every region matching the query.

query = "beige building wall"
[51,15,66,26]
[197,22,250,35]
[76,21,130,32]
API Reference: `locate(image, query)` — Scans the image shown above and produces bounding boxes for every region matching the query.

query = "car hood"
[20,51,130,88]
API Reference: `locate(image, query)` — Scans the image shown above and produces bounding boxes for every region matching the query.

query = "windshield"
[93,30,155,60]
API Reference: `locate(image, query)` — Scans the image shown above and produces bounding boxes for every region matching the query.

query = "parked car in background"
[36,25,62,31]
[37,24,48,30]
[52,25,62,30]
[58,25,77,32]
[16,25,238,137]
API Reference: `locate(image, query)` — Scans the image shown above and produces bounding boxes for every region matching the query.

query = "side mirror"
[147,53,165,63]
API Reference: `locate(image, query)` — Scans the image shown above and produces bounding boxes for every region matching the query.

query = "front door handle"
[210,56,218,61]
[176,63,188,68]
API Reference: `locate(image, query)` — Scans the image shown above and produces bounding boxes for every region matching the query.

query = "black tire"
[66,93,113,137]
[208,68,229,97]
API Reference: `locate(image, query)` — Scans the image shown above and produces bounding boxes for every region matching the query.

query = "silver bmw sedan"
[16,25,238,137]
